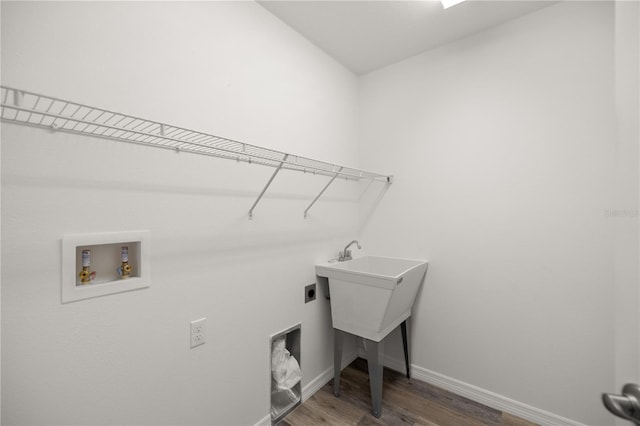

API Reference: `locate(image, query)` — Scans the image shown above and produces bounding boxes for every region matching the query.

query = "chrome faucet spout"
[339,240,362,262]
[344,240,361,252]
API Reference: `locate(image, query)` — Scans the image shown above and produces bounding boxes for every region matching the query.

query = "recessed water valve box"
[61,230,150,303]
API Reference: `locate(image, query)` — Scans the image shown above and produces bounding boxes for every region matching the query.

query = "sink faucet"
[338,240,361,262]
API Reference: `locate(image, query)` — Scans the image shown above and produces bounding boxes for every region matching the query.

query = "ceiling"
[258,0,557,75]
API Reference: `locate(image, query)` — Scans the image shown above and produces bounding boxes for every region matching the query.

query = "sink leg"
[333,328,344,397]
[401,319,411,379]
[365,338,384,418]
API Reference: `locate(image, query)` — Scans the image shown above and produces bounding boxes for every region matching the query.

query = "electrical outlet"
[190,318,206,348]
[305,283,316,303]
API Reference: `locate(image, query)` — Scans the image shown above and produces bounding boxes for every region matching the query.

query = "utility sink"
[316,256,428,342]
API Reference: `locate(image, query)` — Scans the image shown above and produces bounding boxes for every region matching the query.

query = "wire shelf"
[0,86,392,218]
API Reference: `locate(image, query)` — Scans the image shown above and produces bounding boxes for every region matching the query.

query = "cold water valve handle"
[603,383,640,425]
[79,267,91,283]
[79,249,95,284]
[117,246,132,279]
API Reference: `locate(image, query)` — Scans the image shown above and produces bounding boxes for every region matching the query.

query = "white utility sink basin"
[316,256,428,342]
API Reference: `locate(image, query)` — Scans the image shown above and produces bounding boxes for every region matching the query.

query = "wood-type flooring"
[280,358,538,426]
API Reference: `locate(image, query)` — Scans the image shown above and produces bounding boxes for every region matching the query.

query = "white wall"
[3,2,637,426]
[359,2,620,425]
[1,2,364,425]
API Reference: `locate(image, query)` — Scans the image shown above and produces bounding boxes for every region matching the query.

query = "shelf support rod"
[14,90,24,107]
[304,167,343,219]
[248,154,288,220]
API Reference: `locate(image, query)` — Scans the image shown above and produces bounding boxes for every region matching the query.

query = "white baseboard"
[254,414,271,426]
[255,350,358,426]
[376,353,586,426]
[302,350,359,401]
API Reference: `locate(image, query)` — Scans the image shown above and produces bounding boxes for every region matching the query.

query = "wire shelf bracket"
[304,167,343,219]
[248,154,288,220]
[0,86,393,219]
